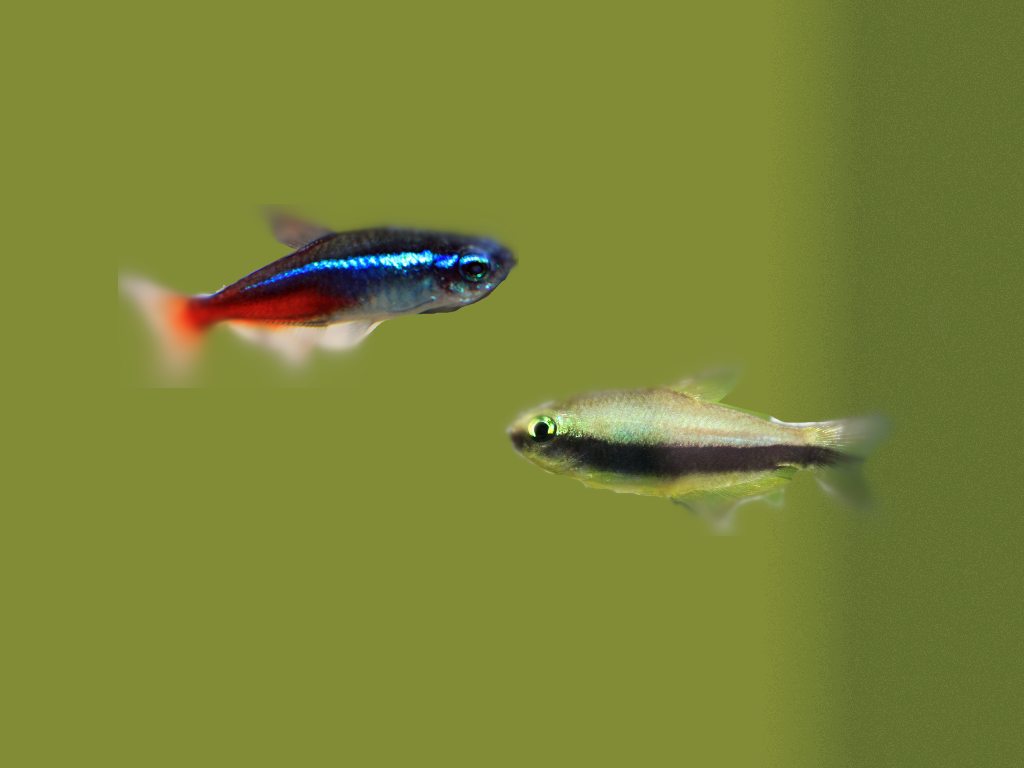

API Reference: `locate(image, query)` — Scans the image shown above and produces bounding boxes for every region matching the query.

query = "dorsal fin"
[265,207,335,250]
[667,369,741,403]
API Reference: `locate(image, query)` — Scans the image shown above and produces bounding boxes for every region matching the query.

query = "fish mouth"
[486,246,517,279]
[507,426,530,454]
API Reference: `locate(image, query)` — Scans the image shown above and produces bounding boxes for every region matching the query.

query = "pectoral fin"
[668,369,742,403]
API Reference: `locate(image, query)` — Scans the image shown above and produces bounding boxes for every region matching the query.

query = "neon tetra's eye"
[528,416,557,443]
[459,256,490,282]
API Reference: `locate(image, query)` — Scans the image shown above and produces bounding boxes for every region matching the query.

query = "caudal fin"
[803,413,891,510]
[119,275,205,374]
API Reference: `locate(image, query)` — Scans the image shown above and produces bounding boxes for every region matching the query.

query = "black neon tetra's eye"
[460,257,490,282]
[528,416,557,443]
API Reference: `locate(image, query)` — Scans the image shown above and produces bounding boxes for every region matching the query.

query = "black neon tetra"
[508,370,889,529]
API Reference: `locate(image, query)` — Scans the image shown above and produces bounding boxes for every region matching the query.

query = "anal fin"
[227,320,382,364]
[671,466,800,532]
[672,497,740,534]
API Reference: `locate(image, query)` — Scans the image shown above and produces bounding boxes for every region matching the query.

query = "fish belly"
[578,468,786,500]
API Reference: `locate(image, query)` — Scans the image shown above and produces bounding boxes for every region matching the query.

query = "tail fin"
[119,275,205,374]
[803,413,891,510]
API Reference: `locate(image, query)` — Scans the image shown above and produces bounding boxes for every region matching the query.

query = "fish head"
[507,401,586,477]
[424,237,517,313]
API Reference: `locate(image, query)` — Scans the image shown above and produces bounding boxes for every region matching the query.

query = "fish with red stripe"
[120,209,517,369]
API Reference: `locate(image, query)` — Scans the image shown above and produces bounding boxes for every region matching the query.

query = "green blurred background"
[5,0,1022,765]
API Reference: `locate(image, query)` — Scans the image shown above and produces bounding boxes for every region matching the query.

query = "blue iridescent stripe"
[244,251,456,291]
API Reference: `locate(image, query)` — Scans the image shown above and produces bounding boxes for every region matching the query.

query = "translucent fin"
[119,275,205,374]
[719,403,773,421]
[672,466,800,532]
[318,321,383,350]
[668,369,741,403]
[800,413,891,510]
[264,206,334,250]
[227,320,381,365]
[672,498,739,534]
[800,413,891,459]
[813,460,873,509]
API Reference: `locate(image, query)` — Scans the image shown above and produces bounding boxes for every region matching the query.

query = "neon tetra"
[120,210,516,368]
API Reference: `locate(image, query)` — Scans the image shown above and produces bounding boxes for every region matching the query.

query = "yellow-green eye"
[528,416,557,443]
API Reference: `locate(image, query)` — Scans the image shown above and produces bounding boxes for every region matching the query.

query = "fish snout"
[493,246,517,276]
[507,424,530,454]
[503,248,519,269]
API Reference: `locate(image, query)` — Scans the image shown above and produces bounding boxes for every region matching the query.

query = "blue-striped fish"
[508,371,889,528]
[120,210,516,368]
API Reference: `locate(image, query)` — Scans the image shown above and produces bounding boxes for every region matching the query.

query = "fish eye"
[459,256,491,282]
[528,416,557,443]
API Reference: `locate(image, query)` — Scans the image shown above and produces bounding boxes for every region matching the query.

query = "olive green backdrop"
[5,0,1022,766]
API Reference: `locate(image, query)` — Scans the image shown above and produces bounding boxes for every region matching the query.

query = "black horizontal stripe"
[553,436,847,477]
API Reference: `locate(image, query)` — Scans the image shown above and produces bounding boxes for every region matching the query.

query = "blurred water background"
[2,1,1021,766]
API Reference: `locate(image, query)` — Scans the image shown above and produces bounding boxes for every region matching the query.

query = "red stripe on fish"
[189,288,350,327]
[120,216,516,374]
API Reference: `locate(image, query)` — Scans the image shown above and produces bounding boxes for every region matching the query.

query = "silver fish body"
[508,371,888,527]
